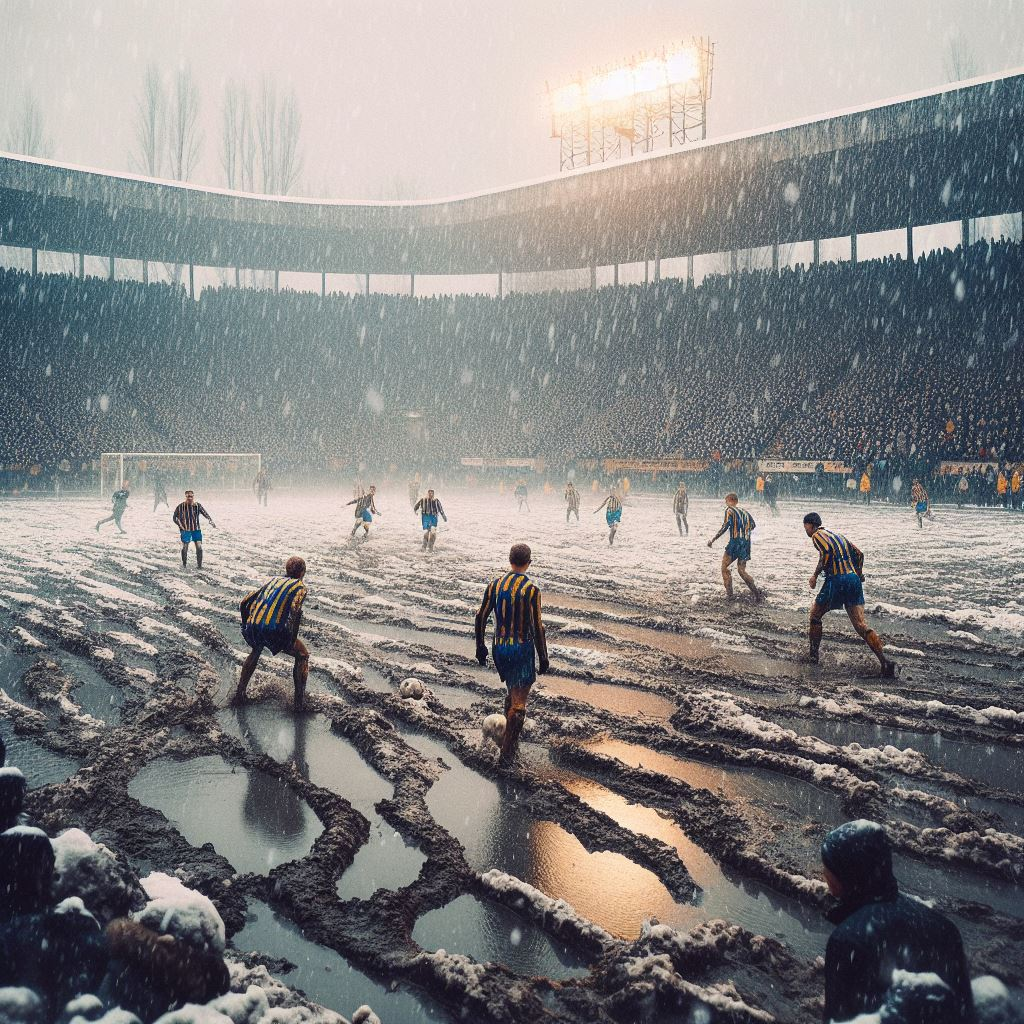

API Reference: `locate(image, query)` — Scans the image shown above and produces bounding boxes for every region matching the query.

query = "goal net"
[99,452,262,498]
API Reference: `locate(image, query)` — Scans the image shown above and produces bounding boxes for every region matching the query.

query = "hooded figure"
[821,820,975,1024]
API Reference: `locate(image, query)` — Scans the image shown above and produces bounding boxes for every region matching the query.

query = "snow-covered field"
[0,486,1022,1023]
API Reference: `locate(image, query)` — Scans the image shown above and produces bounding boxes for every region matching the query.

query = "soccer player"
[172,490,216,569]
[475,543,549,767]
[594,491,623,546]
[414,489,447,551]
[407,478,420,508]
[564,482,580,523]
[96,482,130,535]
[910,479,933,528]
[763,474,780,517]
[253,468,271,507]
[672,481,689,535]
[514,480,530,513]
[151,471,168,512]
[232,556,309,712]
[802,512,897,677]
[707,493,761,601]
[347,485,380,540]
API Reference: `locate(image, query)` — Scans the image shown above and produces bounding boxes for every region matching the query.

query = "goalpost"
[99,452,262,498]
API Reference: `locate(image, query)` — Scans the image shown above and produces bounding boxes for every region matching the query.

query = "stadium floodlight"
[547,36,714,171]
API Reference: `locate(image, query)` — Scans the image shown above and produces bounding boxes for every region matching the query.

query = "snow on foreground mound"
[137,872,225,955]
[52,828,147,924]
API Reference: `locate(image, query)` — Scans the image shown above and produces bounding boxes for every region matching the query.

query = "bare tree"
[167,66,202,183]
[943,33,978,84]
[255,75,304,196]
[6,92,52,158]
[133,65,166,177]
[221,80,249,189]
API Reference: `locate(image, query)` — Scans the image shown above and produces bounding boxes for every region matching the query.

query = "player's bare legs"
[292,637,309,710]
[499,684,530,767]
[233,648,262,704]
[720,553,735,599]
[847,604,897,676]
[736,558,760,601]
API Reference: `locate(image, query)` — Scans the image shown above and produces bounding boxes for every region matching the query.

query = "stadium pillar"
[274,270,279,294]
[850,233,858,264]
[365,272,370,295]
[812,238,820,266]
[142,259,148,285]
[78,252,84,280]
[108,255,115,281]
[410,273,415,297]
[321,271,326,298]
[234,267,240,288]
[613,264,618,287]
[730,249,738,277]
[644,261,649,285]
[590,265,596,290]
[654,257,661,283]
[906,223,914,264]
[31,247,37,275]
[771,243,779,272]
[498,269,503,299]
[686,254,694,289]
[189,264,195,299]
[960,217,970,250]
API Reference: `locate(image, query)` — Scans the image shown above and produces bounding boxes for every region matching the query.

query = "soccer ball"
[399,677,425,699]
[482,713,507,745]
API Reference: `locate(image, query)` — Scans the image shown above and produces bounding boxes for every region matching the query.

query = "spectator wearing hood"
[821,819,975,1024]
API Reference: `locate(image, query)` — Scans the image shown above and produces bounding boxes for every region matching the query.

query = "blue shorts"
[242,624,296,656]
[606,509,622,525]
[359,509,372,523]
[492,641,536,689]
[725,537,751,561]
[421,514,438,529]
[915,501,927,515]
[816,572,864,612]
[180,530,202,544]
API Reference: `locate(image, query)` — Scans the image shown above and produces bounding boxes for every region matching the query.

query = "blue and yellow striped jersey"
[723,505,754,540]
[476,571,544,647]
[812,528,860,577]
[242,576,307,633]
[173,501,211,532]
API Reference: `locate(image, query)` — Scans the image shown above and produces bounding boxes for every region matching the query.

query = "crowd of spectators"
[0,237,1021,492]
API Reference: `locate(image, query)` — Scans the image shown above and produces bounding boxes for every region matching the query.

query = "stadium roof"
[1,68,1022,276]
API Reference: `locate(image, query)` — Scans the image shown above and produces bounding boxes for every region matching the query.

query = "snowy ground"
[0,486,1022,1023]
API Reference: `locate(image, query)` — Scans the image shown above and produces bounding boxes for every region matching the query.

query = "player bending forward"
[707,493,761,602]
[173,490,216,569]
[233,556,310,711]
[414,489,447,551]
[475,543,549,768]
[96,482,130,535]
[564,482,580,523]
[673,481,689,535]
[910,479,934,529]
[347,485,380,540]
[803,512,897,677]
[594,491,623,546]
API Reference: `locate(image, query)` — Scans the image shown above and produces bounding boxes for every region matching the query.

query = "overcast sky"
[2,0,1023,200]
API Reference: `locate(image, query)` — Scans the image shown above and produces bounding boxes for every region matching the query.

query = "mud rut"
[1,519,1022,1024]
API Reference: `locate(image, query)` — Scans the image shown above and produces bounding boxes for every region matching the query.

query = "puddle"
[778,715,1024,796]
[128,754,323,875]
[234,899,442,1021]
[0,647,34,703]
[894,854,1024,920]
[337,821,428,901]
[57,655,124,724]
[413,893,590,978]
[563,777,831,959]
[2,734,81,787]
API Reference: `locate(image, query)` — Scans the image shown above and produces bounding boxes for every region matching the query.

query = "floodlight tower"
[547,37,714,171]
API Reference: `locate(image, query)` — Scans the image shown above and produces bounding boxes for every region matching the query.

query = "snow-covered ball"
[482,713,507,746]
[399,677,425,699]
[135,871,226,955]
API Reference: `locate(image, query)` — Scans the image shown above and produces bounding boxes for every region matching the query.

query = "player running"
[253,469,271,507]
[803,512,897,677]
[707,493,761,602]
[594,491,623,546]
[96,482,130,535]
[151,471,168,512]
[514,480,530,513]
[910,479,933,528]
[172,490,217,569]
[475,543,549,768]
[673,481,689,535]
[232,556,310,711]
[564,482,580,523]
[414,489,447,551]
[347,485,380,540]
[763,475,780,517]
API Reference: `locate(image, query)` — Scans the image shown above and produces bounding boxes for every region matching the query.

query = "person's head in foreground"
[802,511,822,537]
[509,543,531,571]
[285,556,306,580]
[725,492,738,506]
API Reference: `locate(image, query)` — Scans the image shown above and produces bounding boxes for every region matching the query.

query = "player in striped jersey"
[347,485,380,540]
[594,491,623,546]
[803,512,897,676]
[232,556,310,710]
[413,489,447,551]
[673,481,689,535]
[910,479,933,529]
[707,493,761,601]
[172,491,217,569]
[475,543,549,767]
[564,482,580,523]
